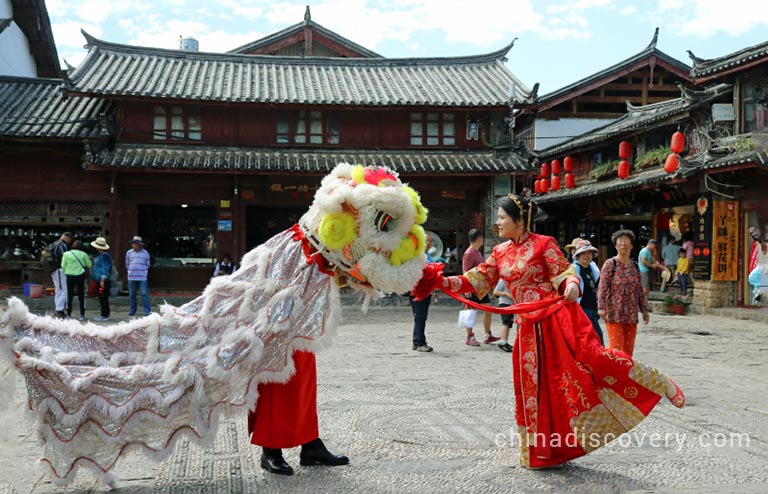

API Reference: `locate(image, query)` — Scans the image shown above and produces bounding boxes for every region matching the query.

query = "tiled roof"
[538,84,732,158]
[686,133,768,171]
[537,30,691,109]
[536,133,768,205]
[228,14,382,58]
[0,76,110,139]
[65,32,532,107]
[84,144,533,174]
[534,165,691,204]
[689,40,768,81]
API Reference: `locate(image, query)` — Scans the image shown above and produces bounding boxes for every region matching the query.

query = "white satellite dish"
[425,230,443,259]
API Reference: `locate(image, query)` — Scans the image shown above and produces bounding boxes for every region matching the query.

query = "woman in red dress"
[412,194,685,469]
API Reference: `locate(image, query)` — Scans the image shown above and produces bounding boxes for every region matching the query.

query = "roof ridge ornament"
[645,27,659,51]
[304,5,311,23]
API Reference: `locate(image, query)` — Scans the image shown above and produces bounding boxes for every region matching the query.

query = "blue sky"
[46,0,768,95]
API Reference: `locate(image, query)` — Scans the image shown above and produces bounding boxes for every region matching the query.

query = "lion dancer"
[249,164,432,475]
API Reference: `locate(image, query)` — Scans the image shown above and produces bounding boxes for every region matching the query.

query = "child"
[492,279,515,352]
[675,248,690,295]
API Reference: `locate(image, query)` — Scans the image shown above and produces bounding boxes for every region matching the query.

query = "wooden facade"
[1,14,536,291]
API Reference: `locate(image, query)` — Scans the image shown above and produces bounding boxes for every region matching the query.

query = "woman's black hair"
[499,194,533,228]
[611,229,636,245]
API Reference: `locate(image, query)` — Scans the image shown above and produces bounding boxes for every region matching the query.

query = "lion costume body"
[0,163,428,484]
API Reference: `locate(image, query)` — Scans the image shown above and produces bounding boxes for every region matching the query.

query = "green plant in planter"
[590,159,621,180]
[663,294,685,307]
[635,146,671,170]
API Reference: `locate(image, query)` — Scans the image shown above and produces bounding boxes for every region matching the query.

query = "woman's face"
[496,207,524,239]
[577,251,593,266]
[614,235,633,256]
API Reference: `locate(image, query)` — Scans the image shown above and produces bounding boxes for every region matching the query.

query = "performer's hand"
[642,311,650,324]
[411,262,445,301]
[598,309,606,318]
[564,281,580,302]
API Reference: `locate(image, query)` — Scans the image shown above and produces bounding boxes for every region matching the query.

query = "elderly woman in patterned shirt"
[597,229,648,357]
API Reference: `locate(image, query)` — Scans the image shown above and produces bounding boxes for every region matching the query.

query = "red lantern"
[551,159,562,175]
[664,153,680,173]
[618,160,630,179]
[541,162,550,178]
[670,131,685,154]
[563,156,574,173]
[540,178,549,193]
[565,172,575,189]
[551,175,561,191]
[619,141,631,160]
[534,180,540,194]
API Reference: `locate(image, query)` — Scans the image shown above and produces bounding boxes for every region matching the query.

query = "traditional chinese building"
[527,29,693,151]
[1,9,537,290]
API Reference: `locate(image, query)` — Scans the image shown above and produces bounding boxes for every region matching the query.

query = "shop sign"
[711,201,739,281]
[268,178,317,200]
[693,194,712,280]
[494,175,511,196]
[217,220,232,231]
[711,103,735,122]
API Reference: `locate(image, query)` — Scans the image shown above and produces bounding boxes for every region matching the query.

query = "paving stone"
[1,306,766,493]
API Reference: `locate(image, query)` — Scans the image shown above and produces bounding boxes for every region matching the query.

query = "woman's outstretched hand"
[410,262,445,301]
[564,281,580,302]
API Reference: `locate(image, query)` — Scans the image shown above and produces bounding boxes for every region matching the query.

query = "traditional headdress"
[507,193,532,230]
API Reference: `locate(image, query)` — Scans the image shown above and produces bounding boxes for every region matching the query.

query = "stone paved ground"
[1,305,767,493]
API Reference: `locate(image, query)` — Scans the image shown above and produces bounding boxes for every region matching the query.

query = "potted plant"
[663,294,686,315]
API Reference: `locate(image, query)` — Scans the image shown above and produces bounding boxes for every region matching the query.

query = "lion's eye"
[375,211,394,232]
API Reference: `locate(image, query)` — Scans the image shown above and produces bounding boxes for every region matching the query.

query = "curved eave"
[78,30,515,68]
[537,49,691,111]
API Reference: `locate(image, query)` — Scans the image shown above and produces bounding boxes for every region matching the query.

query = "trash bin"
[29,284,44,298]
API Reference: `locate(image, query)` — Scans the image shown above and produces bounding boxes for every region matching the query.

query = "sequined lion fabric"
[0,163,429,484]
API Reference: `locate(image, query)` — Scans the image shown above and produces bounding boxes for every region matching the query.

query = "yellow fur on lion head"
[299,163,429,294]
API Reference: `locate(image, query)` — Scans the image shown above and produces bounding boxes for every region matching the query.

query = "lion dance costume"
[0,163,430,484]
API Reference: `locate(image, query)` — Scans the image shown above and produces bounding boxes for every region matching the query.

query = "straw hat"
[91,237,110,250]
[564,237,583,254]
[661,268,672,282]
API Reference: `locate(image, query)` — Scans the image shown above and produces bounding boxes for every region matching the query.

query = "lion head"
[299,163,428,294]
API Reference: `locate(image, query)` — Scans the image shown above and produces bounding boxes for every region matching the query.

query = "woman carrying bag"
[90,237,113,321]
[61,240,92,321]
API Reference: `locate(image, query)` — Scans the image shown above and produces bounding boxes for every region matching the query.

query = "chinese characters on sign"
[693,194,712,280]
[269,182,316,199]
[711,201,739,281]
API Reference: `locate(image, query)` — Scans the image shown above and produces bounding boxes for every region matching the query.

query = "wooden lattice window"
[153,106,202,141]
[410,113,455,146]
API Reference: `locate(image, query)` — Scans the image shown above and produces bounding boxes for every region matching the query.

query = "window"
[410,112,455,146]
[743,80,768,133]
[276,111,340,145]
[138,205,217,266]
[153,106,202,141]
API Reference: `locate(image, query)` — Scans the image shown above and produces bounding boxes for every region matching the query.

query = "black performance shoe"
[300,438,349,466]
[260,451,294,475]
[498,342,513,352]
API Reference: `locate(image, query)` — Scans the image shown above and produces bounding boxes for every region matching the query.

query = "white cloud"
[652,0,768,38]
[620,6,636,15]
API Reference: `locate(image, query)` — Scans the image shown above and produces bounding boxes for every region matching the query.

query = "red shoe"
[484,334,500,344]
[666,378,686,408]
[466,334,480,347]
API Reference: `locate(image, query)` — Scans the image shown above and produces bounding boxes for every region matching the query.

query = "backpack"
[40,240,61,273]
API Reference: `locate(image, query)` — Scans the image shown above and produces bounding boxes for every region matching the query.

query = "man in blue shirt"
[125,235,151,316]
[638,239,661,297]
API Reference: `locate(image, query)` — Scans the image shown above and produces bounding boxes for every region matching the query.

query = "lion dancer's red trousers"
[247,350,320,449]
